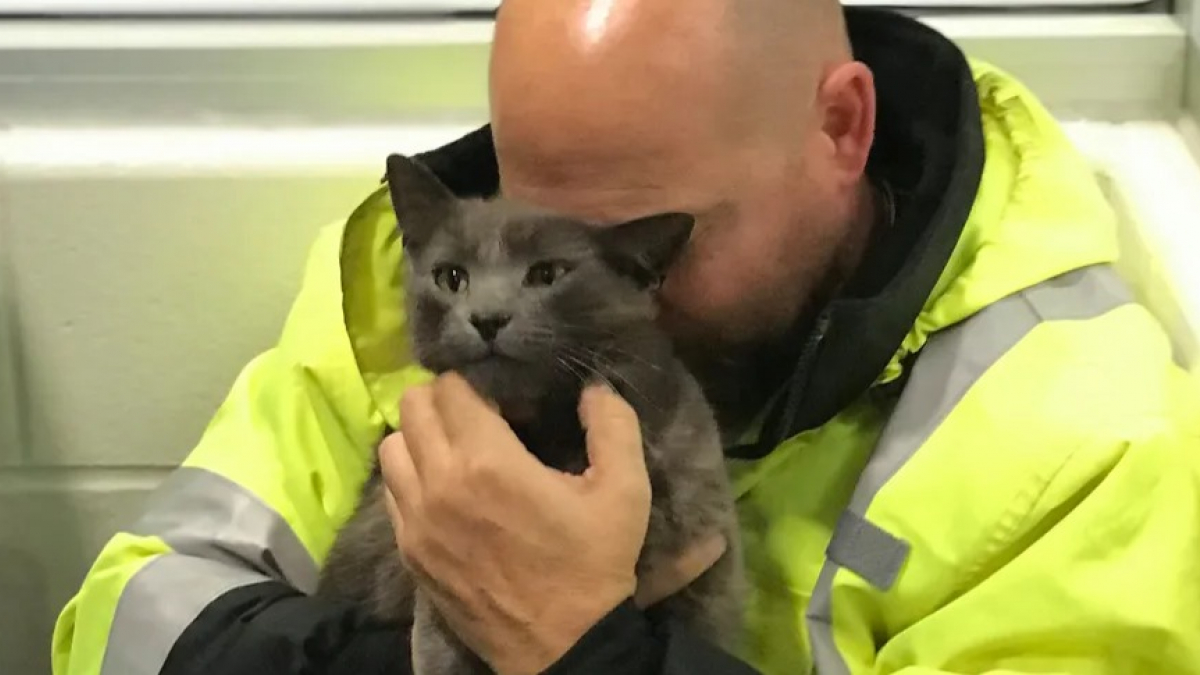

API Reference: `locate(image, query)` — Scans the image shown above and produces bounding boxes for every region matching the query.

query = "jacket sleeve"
[50,343,418,675]
[543,600,761,675]
[160,581,410,675]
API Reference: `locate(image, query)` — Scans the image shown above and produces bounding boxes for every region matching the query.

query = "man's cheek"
[658,272,729,337]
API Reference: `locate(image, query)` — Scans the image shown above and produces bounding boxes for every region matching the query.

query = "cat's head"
[386,153,694,407]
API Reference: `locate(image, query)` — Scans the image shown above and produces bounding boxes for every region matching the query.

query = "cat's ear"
[593,212,695,287]
[385,153,455,249]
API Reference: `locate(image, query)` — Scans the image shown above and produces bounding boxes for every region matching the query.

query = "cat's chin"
[450,356,553,421]
[453,354,525,384]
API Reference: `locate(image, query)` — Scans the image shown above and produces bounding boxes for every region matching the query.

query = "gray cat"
[315,153,744,674]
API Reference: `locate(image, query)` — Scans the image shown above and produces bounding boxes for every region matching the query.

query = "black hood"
[403,8,985,460]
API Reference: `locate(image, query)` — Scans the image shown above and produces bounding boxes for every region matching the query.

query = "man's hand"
[380,373,652,675]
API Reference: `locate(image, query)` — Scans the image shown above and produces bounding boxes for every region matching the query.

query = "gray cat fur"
[315,153,744,675]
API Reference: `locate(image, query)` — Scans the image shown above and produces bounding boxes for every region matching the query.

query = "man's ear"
[385,153,455,249]
[592,212,695,287]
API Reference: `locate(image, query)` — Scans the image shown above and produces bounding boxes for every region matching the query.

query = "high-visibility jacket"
[52,8,1200,675]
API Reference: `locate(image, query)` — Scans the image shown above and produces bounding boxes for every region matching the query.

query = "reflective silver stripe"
[101,554,266,675]
[101,466,320,673]
[129,466,319,593]
[825,511,909,591]
[807,265,1133,674]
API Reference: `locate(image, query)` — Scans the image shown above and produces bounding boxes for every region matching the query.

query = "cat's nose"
[470,313,511,342]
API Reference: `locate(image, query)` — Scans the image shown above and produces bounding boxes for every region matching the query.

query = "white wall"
[1183,0,1200,151]
[1066,122,1200,372]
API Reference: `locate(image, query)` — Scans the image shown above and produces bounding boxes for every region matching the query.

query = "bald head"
[489,0,877,348]
[490,0,852,210]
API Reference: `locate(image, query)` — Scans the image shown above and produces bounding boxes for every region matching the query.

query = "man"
[52,0,1200,673]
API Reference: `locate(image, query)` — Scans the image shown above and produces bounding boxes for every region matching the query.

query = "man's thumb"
[579,385,647,482]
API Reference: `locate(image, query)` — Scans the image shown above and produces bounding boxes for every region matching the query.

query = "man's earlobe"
[385,153,456,249]
[593,212,695,288]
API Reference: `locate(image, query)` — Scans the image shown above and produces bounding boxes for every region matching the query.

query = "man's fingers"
[399,385,452,477]
[579,384,646,482]
[634,533,729,609]
[378,432,420,518]
[433,372,510,444]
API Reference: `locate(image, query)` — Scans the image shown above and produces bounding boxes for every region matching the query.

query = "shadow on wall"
[0,548,54,673]
[0,513,86,675]
[0,248,91,674]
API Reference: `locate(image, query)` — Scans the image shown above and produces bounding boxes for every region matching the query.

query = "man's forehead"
[498,167,718,227]
[495,141,724,221]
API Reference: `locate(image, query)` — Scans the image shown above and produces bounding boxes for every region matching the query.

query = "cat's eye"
[432,264,469,293]
[524,261,572,288]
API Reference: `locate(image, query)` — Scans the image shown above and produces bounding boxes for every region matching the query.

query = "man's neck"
[835,177,889,290]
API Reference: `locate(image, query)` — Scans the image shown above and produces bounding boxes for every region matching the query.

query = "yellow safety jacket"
[51,9,1200,675]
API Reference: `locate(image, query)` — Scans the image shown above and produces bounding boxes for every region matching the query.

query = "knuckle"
[425,462,467,508]
[424,476,453,509]
[462,452,497,482]
[400,385,432,416]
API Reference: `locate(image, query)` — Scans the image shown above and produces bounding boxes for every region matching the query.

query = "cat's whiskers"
[593,345,666,373]
[495,331,667,415]
[556,344,664,415]
[561,354,624,404]
[524,321,667,375]
[559,338,667,377]
[520,324,621,344]
[553,354,589,382]
[517,328,666,374]
[558,351,605,385]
